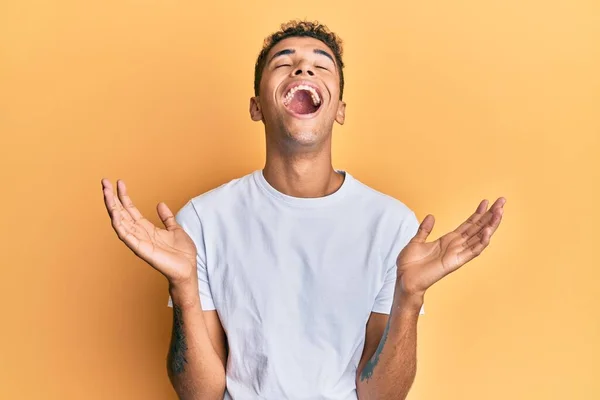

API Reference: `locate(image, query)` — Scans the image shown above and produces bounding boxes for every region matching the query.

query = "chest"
[204,211,387,332]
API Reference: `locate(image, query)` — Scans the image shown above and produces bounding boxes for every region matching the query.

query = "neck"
[262,135,344,198]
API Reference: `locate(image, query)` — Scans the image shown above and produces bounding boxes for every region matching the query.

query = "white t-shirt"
[168,169,423,399]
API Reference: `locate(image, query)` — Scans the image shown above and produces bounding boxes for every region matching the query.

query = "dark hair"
[254,20,345,100]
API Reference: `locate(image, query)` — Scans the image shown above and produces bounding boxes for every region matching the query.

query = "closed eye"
[316,66,328,70]
[275,64,291,68]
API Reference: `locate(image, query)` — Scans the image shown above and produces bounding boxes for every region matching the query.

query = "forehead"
[266,36,334,59]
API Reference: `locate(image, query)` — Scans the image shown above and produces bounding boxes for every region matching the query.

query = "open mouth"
[282,84,322,115]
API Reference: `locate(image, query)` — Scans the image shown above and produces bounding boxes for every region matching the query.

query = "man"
[101,20,505,400]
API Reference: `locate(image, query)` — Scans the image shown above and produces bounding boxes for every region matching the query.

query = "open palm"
[396,198,505,296]
[101,179,197,284]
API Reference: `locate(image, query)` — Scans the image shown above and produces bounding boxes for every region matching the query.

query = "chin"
[268,115,329,148]
[285,128,322,145]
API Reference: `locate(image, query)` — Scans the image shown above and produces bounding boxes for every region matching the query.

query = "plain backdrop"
[1,0,599,399]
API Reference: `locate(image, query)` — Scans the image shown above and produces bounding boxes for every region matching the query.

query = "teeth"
[283,84,321,107]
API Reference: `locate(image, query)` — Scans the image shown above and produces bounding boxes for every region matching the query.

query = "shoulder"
[347,172,417,227]
[347,173,421,262]
[175,170,257,224]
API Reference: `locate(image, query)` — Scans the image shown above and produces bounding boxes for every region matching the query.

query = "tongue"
[288,90,319,115]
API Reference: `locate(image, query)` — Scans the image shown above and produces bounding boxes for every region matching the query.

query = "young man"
[101,20,505,400]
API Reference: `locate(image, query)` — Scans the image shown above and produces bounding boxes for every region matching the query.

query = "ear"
[249,96,263,121]
[335,100,346,125]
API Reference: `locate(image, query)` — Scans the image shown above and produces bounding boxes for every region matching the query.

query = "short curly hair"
[254,20,345,100]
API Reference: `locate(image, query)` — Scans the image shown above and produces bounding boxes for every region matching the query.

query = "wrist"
[169,279,200,310]
[394,290,424,313]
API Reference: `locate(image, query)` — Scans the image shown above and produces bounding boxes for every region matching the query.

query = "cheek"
[260,85,279,109]
[260,73,282,97]
[330,80,341,100]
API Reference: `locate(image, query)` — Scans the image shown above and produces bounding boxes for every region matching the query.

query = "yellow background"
[1,1,598,399]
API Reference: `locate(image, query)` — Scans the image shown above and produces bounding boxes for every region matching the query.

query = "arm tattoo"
[360,318,391,382]
[168,304,188,375]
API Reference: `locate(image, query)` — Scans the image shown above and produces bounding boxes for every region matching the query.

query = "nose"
[292,63,315,77]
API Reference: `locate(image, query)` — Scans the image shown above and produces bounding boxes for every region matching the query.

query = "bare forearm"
[167,283,226,400]
[357,294,422,400]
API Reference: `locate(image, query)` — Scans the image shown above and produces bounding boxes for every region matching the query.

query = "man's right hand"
[101,178,198,286]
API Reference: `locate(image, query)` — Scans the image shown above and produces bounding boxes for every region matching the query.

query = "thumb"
[157,202,178,231]
[412,214,435,243]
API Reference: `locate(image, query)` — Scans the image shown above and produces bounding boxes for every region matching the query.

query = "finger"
[157,202,179,231]
[411,214,435,244]
[456,225,494,265]
[487,197,506,213]
[102,179,134,225]
[103,184,142,249]
[475,199,488,214]
[462,208,503,249]
[117,180,144,222]
[102,180,122,221]
[455,199,489,235]
[462,197,506,239]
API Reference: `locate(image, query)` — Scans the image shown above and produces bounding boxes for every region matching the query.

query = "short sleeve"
[372,211,425,315]
[167,200,216,311]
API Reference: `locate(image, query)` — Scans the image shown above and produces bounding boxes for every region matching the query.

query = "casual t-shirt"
[168,169,423,399]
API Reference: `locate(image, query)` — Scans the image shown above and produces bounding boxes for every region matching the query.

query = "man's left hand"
[396,197,506,298]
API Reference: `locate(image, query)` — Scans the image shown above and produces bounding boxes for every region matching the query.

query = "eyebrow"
[268,48,336,66]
